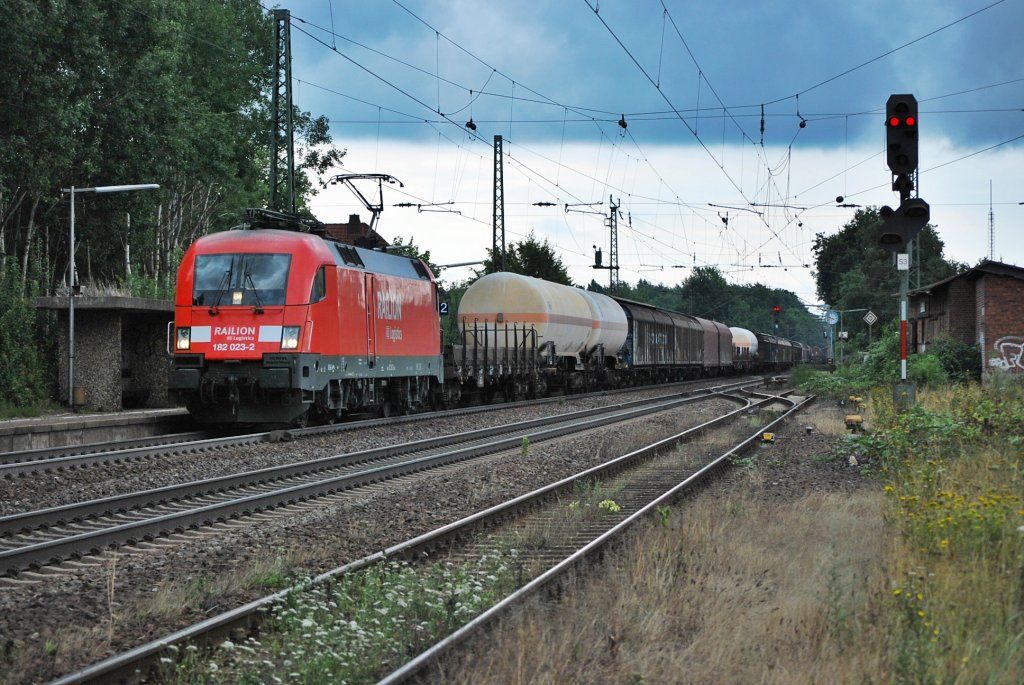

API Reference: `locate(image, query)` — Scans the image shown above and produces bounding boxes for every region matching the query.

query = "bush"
[791,363,872,400]
[0,269,48,409]
[927,335,981,383]
[908,353,947,388]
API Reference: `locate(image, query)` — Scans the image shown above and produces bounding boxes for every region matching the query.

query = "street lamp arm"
[63,184,160,194]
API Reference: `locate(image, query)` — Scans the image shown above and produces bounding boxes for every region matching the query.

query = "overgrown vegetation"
[858,381,1024,682]
[0,267,53,412]
[791,336,1021,682]
[792,322,982,403]
[173,551,522,683]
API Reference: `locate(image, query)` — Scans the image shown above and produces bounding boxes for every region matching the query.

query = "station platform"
[0,407,190,454]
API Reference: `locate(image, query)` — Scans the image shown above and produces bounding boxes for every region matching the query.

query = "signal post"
[879,94,927,408]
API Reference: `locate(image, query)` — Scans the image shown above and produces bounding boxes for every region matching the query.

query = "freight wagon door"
[365,274,377,368]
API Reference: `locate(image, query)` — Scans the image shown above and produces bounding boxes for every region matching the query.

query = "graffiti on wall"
[989,335,1024,371]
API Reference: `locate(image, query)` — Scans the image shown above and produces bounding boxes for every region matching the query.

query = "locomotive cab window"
[310,265,327,303]
[192,253,291,307]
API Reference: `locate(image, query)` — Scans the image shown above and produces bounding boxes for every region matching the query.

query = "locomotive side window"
[310,265,327,303]
[193,253,291,307]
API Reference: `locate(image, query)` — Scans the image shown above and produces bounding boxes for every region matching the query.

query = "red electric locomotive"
[169,213,443,425]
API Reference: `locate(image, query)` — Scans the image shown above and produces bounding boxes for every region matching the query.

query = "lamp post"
[61,184,160,407]
[836,308,868,365]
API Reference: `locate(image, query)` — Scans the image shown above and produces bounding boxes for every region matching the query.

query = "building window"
[919,300,927,314]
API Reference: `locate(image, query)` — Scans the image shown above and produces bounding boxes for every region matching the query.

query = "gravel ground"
[0,390,870,684]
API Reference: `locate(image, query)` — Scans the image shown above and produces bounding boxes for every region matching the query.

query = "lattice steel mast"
[493,135,506,271]
[270,9,296,214]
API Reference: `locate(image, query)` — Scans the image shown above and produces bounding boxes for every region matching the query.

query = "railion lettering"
[376,290,403,321]
[215,326,257,336]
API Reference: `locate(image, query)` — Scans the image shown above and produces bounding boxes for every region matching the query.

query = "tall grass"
[865,381,1024,683]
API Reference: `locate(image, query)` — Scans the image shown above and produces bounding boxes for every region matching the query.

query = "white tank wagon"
[577,288,629,361]
[458,272,626,362]
[453,273,629,397]
[729,326,758,372]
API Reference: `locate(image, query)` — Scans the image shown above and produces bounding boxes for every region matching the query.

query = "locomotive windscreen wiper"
[244,271,265,314]
[208,269,231,315]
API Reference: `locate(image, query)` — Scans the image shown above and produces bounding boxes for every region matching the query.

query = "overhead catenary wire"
[283,1,1019,282]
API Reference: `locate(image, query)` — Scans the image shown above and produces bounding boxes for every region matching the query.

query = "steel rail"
[379,392,815,684]
[0,430,215,467]
[0,432,267,479]
[0,376,763,478]
[1,382,759,575]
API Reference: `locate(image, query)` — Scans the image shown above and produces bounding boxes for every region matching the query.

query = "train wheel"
[380,401,392,419]
[292,410,309,429]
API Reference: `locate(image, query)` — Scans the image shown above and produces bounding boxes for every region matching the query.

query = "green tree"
[812,207,961,333]
[678,266,733,320]
[387,235,442,278]
[0,1,346,411]
[0,1,343,296]
[483,232,572,285]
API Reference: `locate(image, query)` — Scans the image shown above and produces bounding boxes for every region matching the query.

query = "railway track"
[384,388,814,684]
[44,384,812,684]
[0,377,764,478]
[0,379,759,577]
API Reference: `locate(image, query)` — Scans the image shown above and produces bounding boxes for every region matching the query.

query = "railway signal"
[878,198,930,252]
[886,94,919,179]
[881,94,925,397]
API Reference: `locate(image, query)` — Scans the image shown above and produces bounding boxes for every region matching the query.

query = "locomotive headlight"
[281,326,301,350]
[175,327,191,351]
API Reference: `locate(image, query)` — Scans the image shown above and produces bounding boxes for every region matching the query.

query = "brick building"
[908,260,1024,374]
[322,214,389,249]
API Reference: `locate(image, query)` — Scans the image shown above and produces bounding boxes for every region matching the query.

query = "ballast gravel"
[0,389,869,685]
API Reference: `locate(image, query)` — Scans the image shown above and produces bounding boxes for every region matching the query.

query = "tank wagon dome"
[458,272,625,358]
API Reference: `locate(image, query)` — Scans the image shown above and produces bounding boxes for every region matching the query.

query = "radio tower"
[988,180,994,261]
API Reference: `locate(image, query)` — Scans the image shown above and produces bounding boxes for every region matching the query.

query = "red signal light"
[772,306,781,313]
[888,115,917,128]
